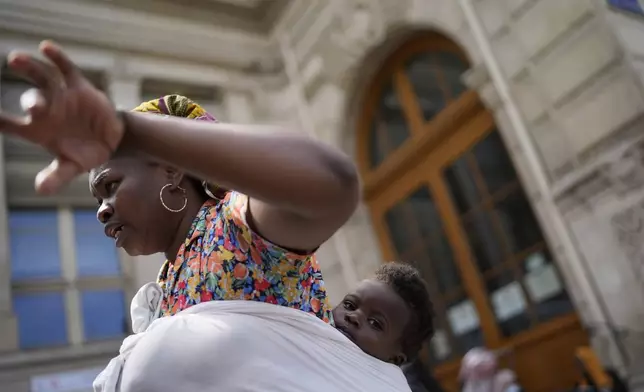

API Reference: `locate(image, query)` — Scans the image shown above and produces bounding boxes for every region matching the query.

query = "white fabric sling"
[93,282,163,392]
[94,283,412,392]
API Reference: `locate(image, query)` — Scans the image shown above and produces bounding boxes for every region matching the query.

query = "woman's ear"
[162,165,185,188]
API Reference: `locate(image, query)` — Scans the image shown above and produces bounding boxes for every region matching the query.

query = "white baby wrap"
[93,282,163,392]
[94,283,412,392]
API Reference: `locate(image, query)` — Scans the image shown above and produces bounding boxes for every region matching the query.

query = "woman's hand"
[0,41,124,194]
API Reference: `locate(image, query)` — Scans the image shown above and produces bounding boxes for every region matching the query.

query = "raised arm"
[0,41,359,251]
[120,113,360,250]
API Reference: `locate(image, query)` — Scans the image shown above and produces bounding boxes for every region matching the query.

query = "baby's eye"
[369,318,383,331]
[343,301,356,311]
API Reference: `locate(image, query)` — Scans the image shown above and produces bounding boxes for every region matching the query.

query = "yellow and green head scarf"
[132,94,218,122]
[132,94,226,199]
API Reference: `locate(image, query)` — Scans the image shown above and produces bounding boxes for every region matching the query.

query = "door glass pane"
[429,329,452,363]
[369,81,410,168]
[494,190,544,253]
[405,234,461,295]
[444,157,482,214]
[404,53,447,121]
[426,233,461,294]
[446,296,484,352]
[471,132,517,194]
[405,51,469,121]
[462,212,505,273]
[486,272,531,337]
[522,250,574,322]
[386,208,412,255]
[385,187,442,255]
[435,52,469,98]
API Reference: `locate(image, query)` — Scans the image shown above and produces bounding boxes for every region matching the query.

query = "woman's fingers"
[7,52,61,93]
[35,158,82,195]
[40,41,81,85]
[0,113,26,135]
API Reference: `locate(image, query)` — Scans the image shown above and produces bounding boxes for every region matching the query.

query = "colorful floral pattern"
[157,191,333,324]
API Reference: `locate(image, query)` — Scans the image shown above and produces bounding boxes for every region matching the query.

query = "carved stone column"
[557,136,644,376]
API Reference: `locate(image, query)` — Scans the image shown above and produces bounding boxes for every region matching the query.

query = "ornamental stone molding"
[553,133,644,211]
[0,0,280,69]
[612,200,644,286]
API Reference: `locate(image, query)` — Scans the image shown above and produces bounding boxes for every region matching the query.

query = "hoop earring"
[159,184,187,213]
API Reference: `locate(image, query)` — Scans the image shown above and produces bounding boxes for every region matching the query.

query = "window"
[361,34,469,170]
[607,0,644,15]
[74,210,121,277]
[358,32,588,391]
[81,289,127,341]
[9,209,129,350]
[10,210,61,280]
[13,292,67,349]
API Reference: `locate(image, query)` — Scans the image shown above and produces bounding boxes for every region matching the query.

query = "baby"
[332,262,435,366]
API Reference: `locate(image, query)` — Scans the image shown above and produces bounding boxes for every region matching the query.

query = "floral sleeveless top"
[156,191,333,324]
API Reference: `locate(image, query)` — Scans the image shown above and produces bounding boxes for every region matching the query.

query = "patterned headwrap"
[132,94,225,199]
[132,94,218,122]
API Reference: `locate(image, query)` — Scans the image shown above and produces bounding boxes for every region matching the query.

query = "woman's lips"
[114,226,127,248]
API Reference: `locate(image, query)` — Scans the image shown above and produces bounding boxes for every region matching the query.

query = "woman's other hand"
[0,41,124,195]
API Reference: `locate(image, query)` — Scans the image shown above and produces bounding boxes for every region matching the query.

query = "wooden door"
[357,32,589,392]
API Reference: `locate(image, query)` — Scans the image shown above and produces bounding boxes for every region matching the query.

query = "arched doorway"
[356,32,589,392]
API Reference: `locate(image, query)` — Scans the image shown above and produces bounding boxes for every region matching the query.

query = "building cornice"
[0,0,279,69]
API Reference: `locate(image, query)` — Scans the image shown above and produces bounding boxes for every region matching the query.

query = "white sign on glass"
[525,264,563,302]
[447,300,480,336]
[491,281,526,321]
[525,252,546,272]
[431,329,451,360]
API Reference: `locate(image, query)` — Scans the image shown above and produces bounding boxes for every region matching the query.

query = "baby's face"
[332,279,410,365]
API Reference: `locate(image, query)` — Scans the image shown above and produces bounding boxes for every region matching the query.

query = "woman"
[1,41,359,322]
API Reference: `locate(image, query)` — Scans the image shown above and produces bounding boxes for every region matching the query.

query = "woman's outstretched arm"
[121,112,360,250]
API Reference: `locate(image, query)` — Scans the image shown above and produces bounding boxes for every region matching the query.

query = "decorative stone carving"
[612,200,644,285]
[554,137,644,211]
[601,140,644,196]
[330,0,386,57]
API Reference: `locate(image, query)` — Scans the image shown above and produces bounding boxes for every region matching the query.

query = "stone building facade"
[1,0,644,391]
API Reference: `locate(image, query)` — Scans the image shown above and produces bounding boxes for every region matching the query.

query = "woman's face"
[88,156,184,256]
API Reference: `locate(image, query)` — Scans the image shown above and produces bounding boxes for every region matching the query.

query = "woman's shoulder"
[206,191,316,261]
